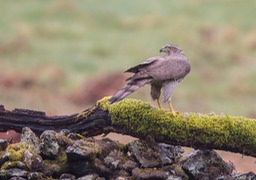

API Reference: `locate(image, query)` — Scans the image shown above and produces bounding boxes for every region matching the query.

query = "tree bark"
[1,97,256,158]
[0,105,111,137]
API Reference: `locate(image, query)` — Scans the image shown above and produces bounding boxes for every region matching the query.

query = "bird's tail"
[108,78,149,104]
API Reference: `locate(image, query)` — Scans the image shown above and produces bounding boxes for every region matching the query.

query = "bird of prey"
[108,44,191,114]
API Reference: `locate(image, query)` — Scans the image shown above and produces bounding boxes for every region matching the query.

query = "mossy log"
[97,97,256,158]
[1,97,256,158]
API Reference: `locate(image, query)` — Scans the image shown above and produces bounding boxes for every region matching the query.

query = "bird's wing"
[109,57,161,104]
[124,57,160,73]
[146,56,191,81]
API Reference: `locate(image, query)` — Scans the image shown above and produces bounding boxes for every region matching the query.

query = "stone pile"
[0,127,255,179]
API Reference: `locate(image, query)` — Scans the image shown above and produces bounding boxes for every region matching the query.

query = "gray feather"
[108,78,149,104]
[162,80,180,102]
[109,44,191,105]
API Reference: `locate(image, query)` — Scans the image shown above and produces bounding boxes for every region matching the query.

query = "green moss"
[44,150,67,166]
[5,142,39,163]
[97,97,256,157]
[43,150,68,175]
[6,143,26,161]
[1,161,26,170]
[71,133,85,139]
[57,151,68,166]
[96,96,112,111]
[79,140,101,158]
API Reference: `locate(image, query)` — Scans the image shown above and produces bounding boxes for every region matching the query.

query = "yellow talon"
[168,102,176,115]
[156,99,162,110]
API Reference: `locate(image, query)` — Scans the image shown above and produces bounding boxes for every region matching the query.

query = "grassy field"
[0,0,255,116]
[0,0,256,172]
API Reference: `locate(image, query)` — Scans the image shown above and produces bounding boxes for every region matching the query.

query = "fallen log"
[0,97,256,158]
[0,105,111,137]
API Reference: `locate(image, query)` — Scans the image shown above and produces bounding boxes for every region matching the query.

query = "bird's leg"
[168,101,176,115]
[156,99,162,109]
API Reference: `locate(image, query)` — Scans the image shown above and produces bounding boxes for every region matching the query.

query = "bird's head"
[160,44,183,55]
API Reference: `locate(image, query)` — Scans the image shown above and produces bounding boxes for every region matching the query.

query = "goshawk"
[108,44,191,114]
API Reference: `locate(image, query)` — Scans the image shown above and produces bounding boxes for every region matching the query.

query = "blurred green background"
[0,0,256,173]
[1,0,256,117]
[0,0,256,116]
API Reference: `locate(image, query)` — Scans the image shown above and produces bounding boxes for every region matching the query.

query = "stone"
[132,167,168,180]
[166,175,183,180]
[128,140,183,168]
[122,159,138,172]
[23,150,43,171]
[0,170,8,180]
[67,133,85,140]
[232,172,256,180]
[182,150,234,179]
[76,174,104,180]
[69,160,95,177]
[59,129,71,136]
[162,165,188,179]
[4,168,28,178]
[9,177,27,180]
[20,127,40,154]
[104,149,138,172]
[40,130,61,158]
[0,139,8,151]
[0,128,254,180]
[59,173,76,180]
[112,169,130,179]
[157,143,184,165]
[93,158,111,176]
[128,140,162,168]
[66,139,99,161]
[27,172,44,180]
[66,138,118,161]
[42,151,68,177]
[1,161,27,170]
[0,153,9,167]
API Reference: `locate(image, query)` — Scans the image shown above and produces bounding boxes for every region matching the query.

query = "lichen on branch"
[97,97,256,157]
